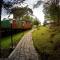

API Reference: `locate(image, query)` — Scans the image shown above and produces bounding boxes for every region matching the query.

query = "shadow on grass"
[0,48,14,58]
[34,46,49,60]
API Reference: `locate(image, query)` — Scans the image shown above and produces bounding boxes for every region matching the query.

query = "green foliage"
[11,6,33,19]
[44,0,60,25]
[32,26,60,59]
[1,32,24,48]
[43,20,47,26]
[23,15,31,21]
[33,19,40,26]
[19,15,37,26]
[1,20,11,28]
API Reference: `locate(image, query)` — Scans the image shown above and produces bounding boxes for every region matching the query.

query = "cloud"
[33,0,43,8]
[33,5,44,24]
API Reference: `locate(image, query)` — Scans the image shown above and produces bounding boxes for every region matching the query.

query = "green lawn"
[32,26,60,59]
[1,32,24,48]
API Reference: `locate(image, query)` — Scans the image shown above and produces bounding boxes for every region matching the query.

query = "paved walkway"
[8,31,39,60]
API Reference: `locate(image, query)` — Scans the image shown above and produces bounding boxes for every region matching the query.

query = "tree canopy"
[43,0,60,25]
[11,6,33,20]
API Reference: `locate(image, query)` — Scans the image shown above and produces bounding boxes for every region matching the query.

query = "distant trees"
[44,0,60,26]
[43,20,47,26]
[33,18,40,26]
[33,20,40,26]
[22,15,40,26]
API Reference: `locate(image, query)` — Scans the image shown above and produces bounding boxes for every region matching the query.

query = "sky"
[33,5,44,24]
[1,0,45,24]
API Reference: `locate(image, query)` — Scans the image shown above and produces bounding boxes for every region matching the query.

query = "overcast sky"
[1,0,45,24]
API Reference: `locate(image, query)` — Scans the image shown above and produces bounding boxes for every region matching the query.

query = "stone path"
[8,31,39,60]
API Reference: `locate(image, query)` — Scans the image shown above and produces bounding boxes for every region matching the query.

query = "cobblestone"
[8,31,39,60]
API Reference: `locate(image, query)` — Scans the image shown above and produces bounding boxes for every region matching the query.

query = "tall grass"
[32,26,60,60]
[1,32,24,48]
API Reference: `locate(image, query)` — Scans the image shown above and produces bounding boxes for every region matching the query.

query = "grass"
[0,30,31,58]
[32,26,60,59]
[1,32,25,48]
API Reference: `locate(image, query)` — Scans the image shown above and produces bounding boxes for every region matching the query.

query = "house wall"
[23,21,32,29]
[12,20,17,29]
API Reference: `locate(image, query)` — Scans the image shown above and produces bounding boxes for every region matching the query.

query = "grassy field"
[1,32,25,48]
[32,26,60,60]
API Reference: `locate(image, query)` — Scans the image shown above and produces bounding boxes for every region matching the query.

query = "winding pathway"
[8,30,39,60]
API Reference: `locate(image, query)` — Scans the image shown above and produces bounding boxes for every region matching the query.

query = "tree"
[43,20,47,26]
[0,0,13,56]
[44,0,60,26]
[11,6,33,20]
[33,18,40,26]
[22,15,31,21]
[0,0,26,23]
[0,0,25,57]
